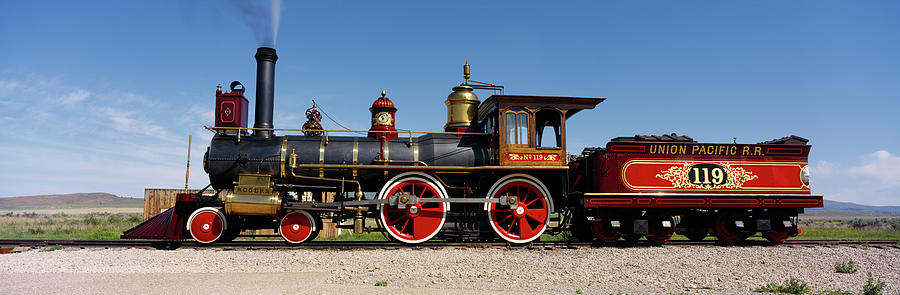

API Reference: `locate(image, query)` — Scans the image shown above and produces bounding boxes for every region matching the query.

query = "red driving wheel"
[188,207,226,244]
[280,211,317,244]
[379,177,446,244]
[488,176,550,243]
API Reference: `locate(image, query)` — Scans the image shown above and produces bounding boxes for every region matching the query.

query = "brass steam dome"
[444,62,480,132]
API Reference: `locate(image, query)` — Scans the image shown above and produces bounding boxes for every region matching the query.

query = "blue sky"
[1,1,898,205]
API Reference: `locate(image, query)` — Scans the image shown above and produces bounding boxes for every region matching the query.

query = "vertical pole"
[184,136,192,193]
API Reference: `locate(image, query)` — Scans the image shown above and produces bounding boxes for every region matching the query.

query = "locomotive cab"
[477,95,605,166]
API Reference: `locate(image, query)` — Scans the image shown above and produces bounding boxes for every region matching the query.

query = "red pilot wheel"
[187,207,227,244]
[714,211,749,243]
[280,211,317,244]
[487,175,550,244]
[379,173,447,244]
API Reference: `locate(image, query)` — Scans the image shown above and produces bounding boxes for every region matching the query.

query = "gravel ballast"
[1,245,898,294]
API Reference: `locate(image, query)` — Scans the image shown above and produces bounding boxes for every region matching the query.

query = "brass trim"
[294,164,568,171]
[383,140,389,161]
[582,192,823,198]
[352,137,359,178]
[204,126,490,136]
[319,138,326,178]
[373,159,428,166]
[413,140,419,163]
[280,137,288,179]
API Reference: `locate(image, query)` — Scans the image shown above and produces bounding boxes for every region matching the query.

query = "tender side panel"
[581,141,822,208]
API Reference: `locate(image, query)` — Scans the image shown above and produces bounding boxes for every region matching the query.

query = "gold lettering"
[679,145,686,155]
[692,146,699,154]
[706,146,715,154]
[754,147,763,156]
[649,145,658,154]
[742,146,750,156]
[729,146,737,155]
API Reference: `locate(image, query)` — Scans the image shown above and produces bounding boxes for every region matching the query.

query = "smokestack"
[253,47,278,138]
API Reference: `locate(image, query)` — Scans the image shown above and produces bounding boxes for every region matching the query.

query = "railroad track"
[1,239,898,250]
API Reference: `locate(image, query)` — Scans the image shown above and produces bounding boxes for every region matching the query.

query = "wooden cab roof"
[477,95,606,121]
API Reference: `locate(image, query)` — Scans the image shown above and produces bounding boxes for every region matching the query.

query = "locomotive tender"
[123,47,823,245]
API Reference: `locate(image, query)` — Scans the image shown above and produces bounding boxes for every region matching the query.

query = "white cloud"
[0,72,204,198]
[846,150,900,187]
[814,150,900,206]
[812,160,836,177]
[57,89,91,105]
[97,107,176,141]
[0,80,20,93]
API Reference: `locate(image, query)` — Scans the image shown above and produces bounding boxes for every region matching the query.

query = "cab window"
[535,109,561,148]
[505,111,529,145]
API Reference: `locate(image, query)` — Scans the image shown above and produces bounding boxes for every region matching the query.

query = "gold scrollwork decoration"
[656,162,758,189]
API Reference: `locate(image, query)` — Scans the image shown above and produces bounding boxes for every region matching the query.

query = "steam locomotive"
[123,47,823,245]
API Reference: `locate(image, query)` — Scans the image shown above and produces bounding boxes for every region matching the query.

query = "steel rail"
[1,239,897,250]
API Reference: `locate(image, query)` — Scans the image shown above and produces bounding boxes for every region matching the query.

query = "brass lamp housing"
[444,84,479,131]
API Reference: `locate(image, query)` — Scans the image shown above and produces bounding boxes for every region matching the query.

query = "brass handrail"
[204,126,490,136]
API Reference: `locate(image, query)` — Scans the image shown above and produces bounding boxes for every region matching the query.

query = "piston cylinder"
[224,191,282,217]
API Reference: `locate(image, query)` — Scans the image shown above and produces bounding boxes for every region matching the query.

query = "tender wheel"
[280,211,317,244]
[764,230,790,243]
[647,215,675,244]
[714,211,749,243]
[378,173,447,244]
[591,220,620,243]
[187,207,227,244]
[764,215,793,243]
[487,175,550,244]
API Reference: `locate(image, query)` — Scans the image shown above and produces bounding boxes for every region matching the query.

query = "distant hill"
[0,193,142,210]
[808,199,900,215]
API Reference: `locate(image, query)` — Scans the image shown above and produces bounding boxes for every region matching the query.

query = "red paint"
[215,86,249,130]
[368,93,398,140]
[506,153,560,161]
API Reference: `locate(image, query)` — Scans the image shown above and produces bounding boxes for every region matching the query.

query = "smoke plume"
[231,0,282,48]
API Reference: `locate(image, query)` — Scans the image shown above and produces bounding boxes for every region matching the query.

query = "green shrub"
[834,259,858,274]
[753,277,810,294]
[127,214,142,223]
[374,280,388,287]
[862,272,885,295]
[83,215,100,225]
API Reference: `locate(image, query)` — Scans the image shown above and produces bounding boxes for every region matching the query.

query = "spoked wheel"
[280,211,317,244]
[714,211,749,244]
[646,215,675,244]
[379,173,447,244]
[487,175,550,244]
[187,207,227,244]
[591,220,620,243]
